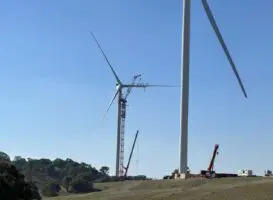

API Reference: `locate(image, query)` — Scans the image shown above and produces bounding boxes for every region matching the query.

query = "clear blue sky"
[1,0,273,178]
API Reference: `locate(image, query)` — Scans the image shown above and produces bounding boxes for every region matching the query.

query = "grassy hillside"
[44,177,273,200]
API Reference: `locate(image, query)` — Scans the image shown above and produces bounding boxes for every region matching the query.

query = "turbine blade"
[124,84,180,88]
[201,0,247,98]
[145,84,180,87]
[90,31,122,84]
[101,89,119,121]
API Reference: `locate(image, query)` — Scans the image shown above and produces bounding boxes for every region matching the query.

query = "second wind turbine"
[91,32,178,177]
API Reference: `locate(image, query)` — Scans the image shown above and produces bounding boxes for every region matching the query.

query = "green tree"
[0,151,10,162]
[62,176,72,192]
[12,156,27,171]
[70,177,94,193]
[100,166,109,176]
[0,156,41,200]
[41,181,61,197]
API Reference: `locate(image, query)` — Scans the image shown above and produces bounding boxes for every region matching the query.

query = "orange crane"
[200,144,219,178]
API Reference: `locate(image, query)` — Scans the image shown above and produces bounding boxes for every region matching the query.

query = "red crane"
[200,144,219,178]
[207,144,219,172]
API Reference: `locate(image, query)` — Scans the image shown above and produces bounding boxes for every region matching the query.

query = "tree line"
[9,155,147,197]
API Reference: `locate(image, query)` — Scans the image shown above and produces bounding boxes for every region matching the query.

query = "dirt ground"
[45,177,273,200]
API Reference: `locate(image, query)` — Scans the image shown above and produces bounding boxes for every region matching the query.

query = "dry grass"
[44,177,273,200]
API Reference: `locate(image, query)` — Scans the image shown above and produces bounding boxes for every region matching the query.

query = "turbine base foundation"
[178,173,189,180]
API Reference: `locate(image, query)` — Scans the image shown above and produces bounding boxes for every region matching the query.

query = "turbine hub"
[116,83,122,90]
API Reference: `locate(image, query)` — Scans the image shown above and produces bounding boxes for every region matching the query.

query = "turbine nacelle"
[116,83,122,90]
[101,82,178,121]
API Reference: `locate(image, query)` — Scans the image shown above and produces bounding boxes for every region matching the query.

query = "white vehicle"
[237,169,253,177]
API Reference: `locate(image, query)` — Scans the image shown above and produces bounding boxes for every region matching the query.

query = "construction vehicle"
[163,169,179,179]
[163,167,193,180]
[265,170,273,177]
[200,144,219,178]
[200,144,238,178]
[238,169,253,177]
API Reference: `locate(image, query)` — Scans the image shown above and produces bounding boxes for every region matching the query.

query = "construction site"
[89,0,260,183]
[2,0,272,199]
[163,144,273,180]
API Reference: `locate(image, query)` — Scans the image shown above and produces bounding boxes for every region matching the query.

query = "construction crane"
[200,144,219,178]
[123,130,139,177]
[119,75,141,176]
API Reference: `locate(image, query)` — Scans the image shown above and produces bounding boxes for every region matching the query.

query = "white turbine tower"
[90,32,178,177]
[179,0,248,178]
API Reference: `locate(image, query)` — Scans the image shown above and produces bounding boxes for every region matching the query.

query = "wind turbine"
[179,0,248,178]
[90,32,178,177]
